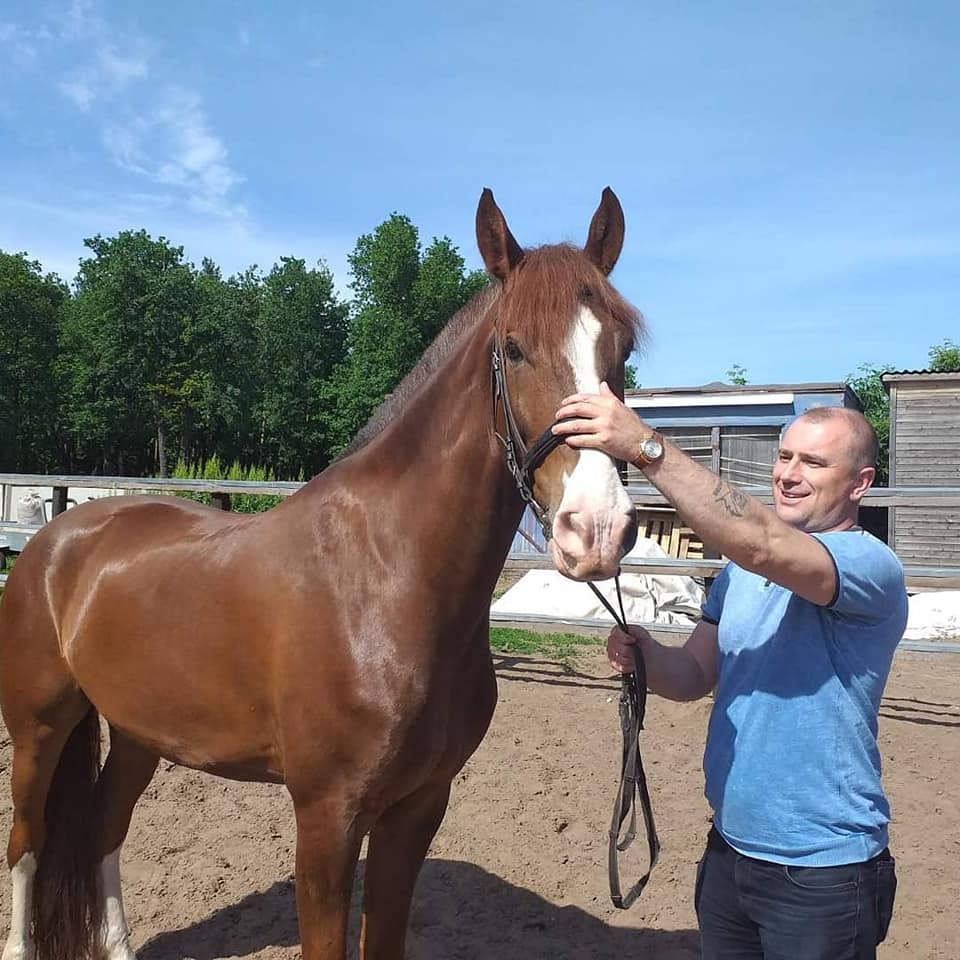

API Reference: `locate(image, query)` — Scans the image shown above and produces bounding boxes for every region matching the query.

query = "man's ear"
[852,465,876,500]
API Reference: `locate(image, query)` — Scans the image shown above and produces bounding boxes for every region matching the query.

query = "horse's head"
[477,188,642,581]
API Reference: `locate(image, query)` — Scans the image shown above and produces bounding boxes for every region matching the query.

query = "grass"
[489,626,603,665]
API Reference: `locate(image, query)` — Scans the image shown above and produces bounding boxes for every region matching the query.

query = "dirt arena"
[0,648,956,959]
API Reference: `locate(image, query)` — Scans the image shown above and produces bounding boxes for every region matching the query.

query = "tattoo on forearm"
[713,479,748,517]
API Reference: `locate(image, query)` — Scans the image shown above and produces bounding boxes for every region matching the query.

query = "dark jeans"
[695,827,897,960]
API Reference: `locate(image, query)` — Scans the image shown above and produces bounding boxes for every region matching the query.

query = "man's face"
[772,417,870,533]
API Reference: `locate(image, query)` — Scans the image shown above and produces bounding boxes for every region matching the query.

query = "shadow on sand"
[138,857,699,960]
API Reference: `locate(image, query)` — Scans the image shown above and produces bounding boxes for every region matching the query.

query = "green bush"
[170,457,289,513]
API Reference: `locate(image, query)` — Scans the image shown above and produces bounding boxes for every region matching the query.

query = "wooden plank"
[895,514,960,525]
[51,487,68,517]
[0,474,303,497]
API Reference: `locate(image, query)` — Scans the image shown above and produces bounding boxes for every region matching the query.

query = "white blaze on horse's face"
[550,305,636,581]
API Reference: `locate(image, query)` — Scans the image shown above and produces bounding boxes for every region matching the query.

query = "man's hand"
[553,382,648,463]
[607,625,653,674]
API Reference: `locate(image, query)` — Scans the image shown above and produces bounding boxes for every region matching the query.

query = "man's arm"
[554,384,838,606]
[608,620,719,701]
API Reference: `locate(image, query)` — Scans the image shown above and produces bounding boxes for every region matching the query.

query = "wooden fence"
[2,472,959,652]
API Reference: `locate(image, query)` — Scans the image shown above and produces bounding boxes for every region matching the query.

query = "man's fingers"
[552,418,603,437]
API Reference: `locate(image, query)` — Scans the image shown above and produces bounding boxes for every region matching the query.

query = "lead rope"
[512,519,660,910]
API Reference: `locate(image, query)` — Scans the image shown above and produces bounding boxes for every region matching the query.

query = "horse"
[0,188,643,960]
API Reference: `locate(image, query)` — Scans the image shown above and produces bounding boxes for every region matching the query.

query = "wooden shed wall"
[890,383,960,565]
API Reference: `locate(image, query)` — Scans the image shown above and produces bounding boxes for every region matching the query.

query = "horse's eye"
[504,338,524,363]
[579,285,594,299]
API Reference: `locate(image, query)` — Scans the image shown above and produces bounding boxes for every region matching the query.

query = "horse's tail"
[33,705,104,960]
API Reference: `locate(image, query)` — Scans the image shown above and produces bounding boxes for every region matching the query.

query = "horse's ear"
[584,187,625,276]
[476,188,524,282]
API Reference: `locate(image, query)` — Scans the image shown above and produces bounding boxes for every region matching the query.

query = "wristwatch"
[632,430,665,468]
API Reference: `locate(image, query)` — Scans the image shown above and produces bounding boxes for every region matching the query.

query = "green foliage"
[845,363,892,485]
[186,260,261,468]
[0,252,68,472]
[928,338,960,372]
[254,257,349,476]
[1,212,483,476]
[624,363,639,390]
[726,363,748,386]
[171,456,286,513]
[61,231,197,476]
[489,627,602,665]
[324,217,487,456]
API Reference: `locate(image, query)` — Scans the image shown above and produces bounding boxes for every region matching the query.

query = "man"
[553,384,907,960]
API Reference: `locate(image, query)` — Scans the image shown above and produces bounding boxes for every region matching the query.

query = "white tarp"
[904,591,960,642]
[492,536,704,626]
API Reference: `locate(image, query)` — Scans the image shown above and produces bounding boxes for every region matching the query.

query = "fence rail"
[2,473,959,649]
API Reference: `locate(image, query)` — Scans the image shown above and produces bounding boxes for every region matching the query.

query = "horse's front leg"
[359,780,452,960]
[291,794,364,960]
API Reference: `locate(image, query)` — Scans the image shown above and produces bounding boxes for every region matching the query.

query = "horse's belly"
[64,611,283,782]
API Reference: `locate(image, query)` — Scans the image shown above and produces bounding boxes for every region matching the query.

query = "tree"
[0,252,68,472]
[414,237,488,344]
[62,231,196,475]
[324,215,487,456]
[253,257,349,476]
[928,338,960,372]
[185,261,262,467]
[624,363,639,390]
[726,363,748,386]
[846,363,892,485]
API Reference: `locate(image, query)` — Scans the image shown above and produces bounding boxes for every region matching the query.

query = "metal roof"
[626,381,854,397]
[880,370,960,385]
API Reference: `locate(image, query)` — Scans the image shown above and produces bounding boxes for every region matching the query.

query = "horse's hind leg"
[94,727,159,960]
[359,780,452,960]
[2,688,92,960]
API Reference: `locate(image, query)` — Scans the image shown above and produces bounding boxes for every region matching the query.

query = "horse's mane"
[342,244,644,457]
[341,282,499,456]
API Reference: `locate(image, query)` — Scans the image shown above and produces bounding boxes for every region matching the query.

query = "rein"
[491,338,660,909]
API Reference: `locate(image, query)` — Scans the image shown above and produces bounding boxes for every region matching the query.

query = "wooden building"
[882,370,960,567]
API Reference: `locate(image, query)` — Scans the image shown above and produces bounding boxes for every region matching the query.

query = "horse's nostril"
[555,509,590,542]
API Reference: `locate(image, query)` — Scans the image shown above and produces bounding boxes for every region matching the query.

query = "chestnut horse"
[0,189,642,960]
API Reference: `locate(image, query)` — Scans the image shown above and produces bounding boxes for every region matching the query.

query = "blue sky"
[1,0,957,389]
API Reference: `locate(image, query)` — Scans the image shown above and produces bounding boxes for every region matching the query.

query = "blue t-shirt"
[701,529,907,866]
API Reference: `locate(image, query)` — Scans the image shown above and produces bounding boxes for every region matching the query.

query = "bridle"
[490,336,660,909]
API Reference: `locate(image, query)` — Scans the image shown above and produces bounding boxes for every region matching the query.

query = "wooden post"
[211,493,231,511]
[51,487,69,517]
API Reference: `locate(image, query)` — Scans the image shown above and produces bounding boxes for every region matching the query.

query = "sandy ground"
[0,648,957,960]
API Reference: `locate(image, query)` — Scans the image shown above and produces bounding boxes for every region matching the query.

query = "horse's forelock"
[494,244,644,352]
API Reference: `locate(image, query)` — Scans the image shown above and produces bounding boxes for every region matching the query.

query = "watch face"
[643,438,663,460]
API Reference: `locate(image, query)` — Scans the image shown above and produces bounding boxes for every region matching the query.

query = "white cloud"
[0,20,42,65]
[59,75,96,110]
[102,88,244,219]
[98,46,148,85]
[11,1,245,222]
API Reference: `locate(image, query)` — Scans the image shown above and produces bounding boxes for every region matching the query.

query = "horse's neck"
[345,323,526,601]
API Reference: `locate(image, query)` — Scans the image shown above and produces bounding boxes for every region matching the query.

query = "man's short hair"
[797,407,879,470]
